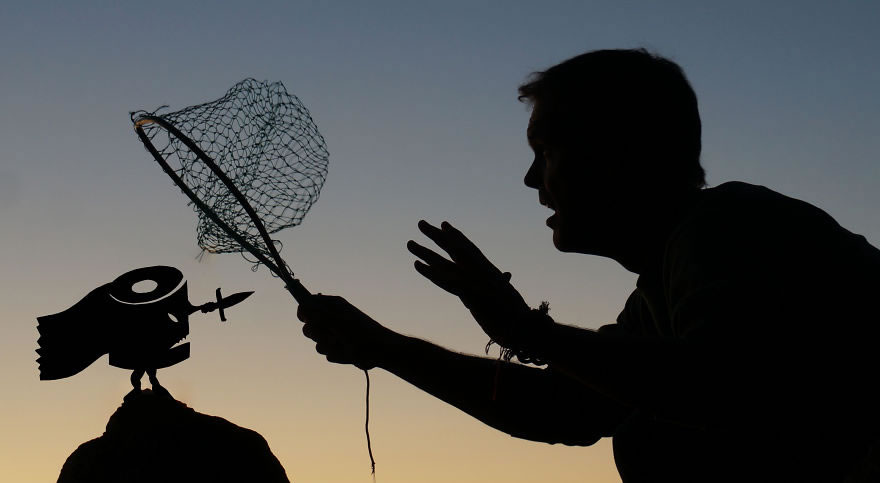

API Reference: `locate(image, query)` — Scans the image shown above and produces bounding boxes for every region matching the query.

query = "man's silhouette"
[297,49,880,481]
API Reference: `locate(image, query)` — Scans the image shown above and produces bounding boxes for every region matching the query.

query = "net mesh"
[131,78,328,269]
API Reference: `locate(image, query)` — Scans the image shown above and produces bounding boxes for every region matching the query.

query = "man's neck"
[608,189,702,275]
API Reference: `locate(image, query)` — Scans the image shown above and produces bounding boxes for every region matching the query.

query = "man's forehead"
[527,102,562,141]
[527,105,549,139]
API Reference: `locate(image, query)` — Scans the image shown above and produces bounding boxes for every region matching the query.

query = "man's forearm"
[375,332,628,445]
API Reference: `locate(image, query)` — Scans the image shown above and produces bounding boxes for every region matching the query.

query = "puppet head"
[37,266,192,380]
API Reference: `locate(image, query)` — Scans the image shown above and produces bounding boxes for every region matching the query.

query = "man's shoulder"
[691,181,827,219]
[702,180,772,198]
[670,181,845,255]
[664,180,880,294]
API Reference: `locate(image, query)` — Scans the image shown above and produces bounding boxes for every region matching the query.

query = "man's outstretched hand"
[297,295,398,370]
[407,220,535,350]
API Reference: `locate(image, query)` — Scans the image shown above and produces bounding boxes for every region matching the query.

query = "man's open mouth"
[539,192,556,211]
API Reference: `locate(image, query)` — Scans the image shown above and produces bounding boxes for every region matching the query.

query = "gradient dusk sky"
[1,1,878,481]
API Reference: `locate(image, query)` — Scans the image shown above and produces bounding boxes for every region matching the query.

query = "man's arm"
[407,220,744,429]
[298,296,631,446]
[377,332,632,445]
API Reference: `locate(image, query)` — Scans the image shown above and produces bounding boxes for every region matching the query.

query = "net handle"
[133,115,311,303]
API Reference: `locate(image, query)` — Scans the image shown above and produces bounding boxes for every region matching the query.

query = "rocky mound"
[58,390,290,482]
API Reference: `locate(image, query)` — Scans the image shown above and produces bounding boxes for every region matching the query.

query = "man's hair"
[518,48,706,191]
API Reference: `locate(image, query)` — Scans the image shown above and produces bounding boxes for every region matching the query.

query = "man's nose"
[524,158,541,189]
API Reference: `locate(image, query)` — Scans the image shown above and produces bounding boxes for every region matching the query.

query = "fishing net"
[132,80,376,475]
[131,78,329,269]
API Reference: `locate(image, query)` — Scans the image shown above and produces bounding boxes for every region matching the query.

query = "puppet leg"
[124,369,145,402]
[147,368,172,398]
[131,369,144,391]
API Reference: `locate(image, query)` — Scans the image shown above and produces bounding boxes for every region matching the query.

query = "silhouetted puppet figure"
[297,49,880,481]
[37,266,252,396]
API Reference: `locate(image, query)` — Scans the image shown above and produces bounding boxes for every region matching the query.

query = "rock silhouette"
[57,390,290,483]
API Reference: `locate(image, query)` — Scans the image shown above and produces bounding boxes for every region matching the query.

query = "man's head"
[521,49,705,259]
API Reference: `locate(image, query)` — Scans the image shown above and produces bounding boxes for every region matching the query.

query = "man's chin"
[551,224,596,254]
[552,228,575,252]
[549,215,571,251]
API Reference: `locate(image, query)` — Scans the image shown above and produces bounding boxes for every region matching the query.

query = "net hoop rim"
[132,114,310,301]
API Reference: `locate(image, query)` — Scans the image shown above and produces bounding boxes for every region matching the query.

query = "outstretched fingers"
[418,220,498,273]
[407,239,453,269]
[410,220,510,302]
[412,259,465,297]
[417,221,467,262]
[423,221,504,278]
[409,235,480,296]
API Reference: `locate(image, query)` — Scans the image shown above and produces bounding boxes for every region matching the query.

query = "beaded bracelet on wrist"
[485,301,553,366]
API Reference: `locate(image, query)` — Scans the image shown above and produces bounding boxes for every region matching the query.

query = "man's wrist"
[486,303,555,365]
[370,328,409,369]
[514,305,556,364]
